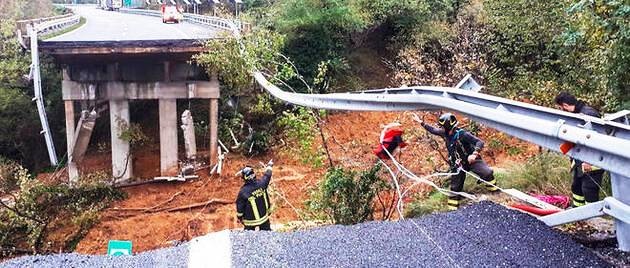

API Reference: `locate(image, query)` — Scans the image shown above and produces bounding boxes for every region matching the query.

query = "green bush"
[0,161,124,255]
[0,157,26,193]
[307,163,390,225]
[242,131,271,156]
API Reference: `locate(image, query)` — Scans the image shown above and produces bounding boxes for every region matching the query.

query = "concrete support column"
[110,100,132,181]
[611,173,630,251]
[64,101,79,183]
[209,99,218,167]
[159,99,178,176]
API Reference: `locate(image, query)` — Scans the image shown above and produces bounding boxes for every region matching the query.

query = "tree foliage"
[195,29,292,154]
[390,0,627,112]
[564,0,630,110]
[0,2,77,172]
[277,107,324,166]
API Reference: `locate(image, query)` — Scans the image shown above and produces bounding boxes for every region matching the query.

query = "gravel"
[1,202,610,267]
[0,243,188,268]
[230,201,610,267]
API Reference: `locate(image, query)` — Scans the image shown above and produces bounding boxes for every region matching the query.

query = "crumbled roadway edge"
[1,202,609,267]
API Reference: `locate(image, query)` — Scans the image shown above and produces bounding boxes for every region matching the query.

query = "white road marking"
[188,230,232,268]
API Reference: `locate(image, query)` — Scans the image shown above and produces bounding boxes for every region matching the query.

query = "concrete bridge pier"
[110,99,132,181]
[209,98,218,168]
[159,99,178,176]
[64,100,79,182]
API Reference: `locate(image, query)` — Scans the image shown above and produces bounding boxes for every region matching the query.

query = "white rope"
[378,159,405,219]
[409,219,461,268]
[381,146,477,200]
[459,167,505,193]
[378,148,460,268]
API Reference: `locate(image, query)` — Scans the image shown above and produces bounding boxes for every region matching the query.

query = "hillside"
[36,110,537,254]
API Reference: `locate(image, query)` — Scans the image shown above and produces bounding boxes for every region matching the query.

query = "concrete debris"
[181,110,197,160]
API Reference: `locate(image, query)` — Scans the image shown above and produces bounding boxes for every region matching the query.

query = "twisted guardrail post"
[16,13,82,166]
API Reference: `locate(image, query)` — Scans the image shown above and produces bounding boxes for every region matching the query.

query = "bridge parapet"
[118,8,249,33]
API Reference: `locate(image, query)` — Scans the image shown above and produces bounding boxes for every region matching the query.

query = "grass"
[405,191,448,218]
[41,17,86,40]
[493,152,573,195]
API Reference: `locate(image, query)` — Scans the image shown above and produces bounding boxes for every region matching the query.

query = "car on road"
[162,5,183,24]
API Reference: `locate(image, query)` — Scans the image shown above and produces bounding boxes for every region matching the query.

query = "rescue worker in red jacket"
[236,161,273,230]
[413,113,498,210]
[554,92,604,207]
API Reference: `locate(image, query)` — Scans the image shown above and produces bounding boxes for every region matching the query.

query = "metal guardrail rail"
[254,74,630,176]
[16,13,74,34]
[19,13,82,166]
[35,15,81,37]
[253,72,630,251]
[118,8,248,33]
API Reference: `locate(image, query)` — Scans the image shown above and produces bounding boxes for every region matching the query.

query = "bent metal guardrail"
[19,13,82,167]
[252,72,630,251]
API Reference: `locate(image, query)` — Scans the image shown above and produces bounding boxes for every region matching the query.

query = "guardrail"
[119,8,248,33]
[16,13,74,34]
[16,13,82,167]
[35,15,81,36]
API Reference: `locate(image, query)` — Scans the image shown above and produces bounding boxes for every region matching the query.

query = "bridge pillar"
[64,100,79,183]
[209,98,219,167]
[110,99,132,181]
[159,99,179,176]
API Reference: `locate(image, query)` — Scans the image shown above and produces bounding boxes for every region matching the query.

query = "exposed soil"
[49,110,538,255]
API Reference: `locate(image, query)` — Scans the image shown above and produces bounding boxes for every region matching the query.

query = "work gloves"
[266,160,273,172]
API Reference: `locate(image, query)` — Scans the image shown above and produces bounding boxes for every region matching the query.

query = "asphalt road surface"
[1,202,609,267]
[46,5,220,42]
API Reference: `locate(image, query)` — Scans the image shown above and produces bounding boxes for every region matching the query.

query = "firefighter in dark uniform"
[236,161,273,230]
[554,92,604,207]
[413,113,498,210]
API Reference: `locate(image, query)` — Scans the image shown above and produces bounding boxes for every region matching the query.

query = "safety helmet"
[438,113,458,130]
[241,166,255,181]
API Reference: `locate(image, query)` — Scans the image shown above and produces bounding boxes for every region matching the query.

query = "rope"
[378,159,404,219]
[381,146,477,200]
[378,147,460,268]
[409,219,461,268]
[584,171,609,198]
[269,182,307,223]
[458,168,506,194]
